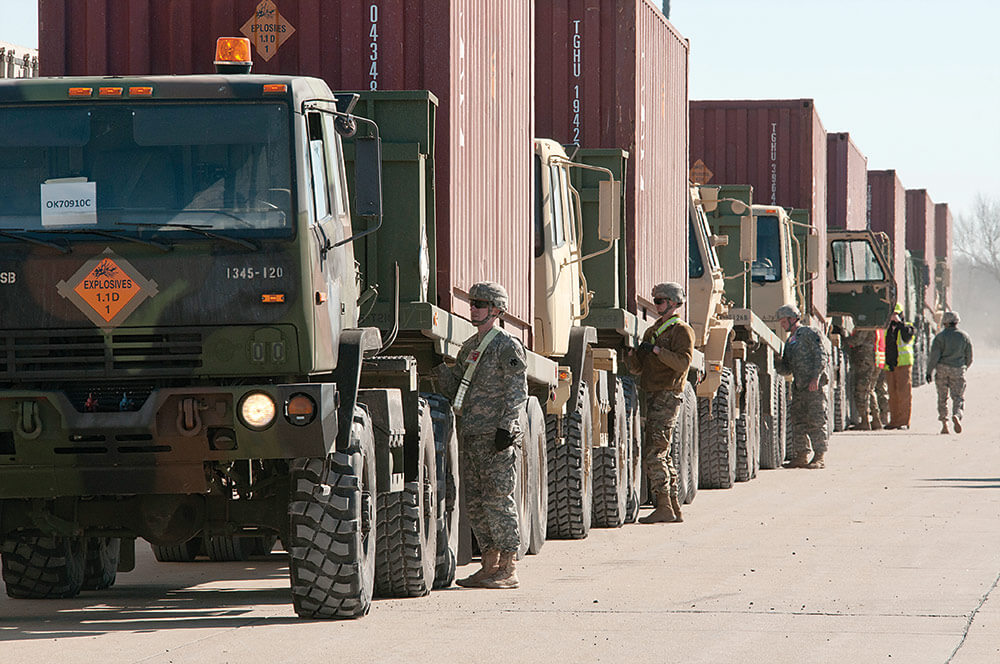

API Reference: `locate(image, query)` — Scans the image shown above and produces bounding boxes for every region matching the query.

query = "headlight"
[239,392,276,430]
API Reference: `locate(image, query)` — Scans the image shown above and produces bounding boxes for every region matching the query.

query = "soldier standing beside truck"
[846,330,881,430]
[885,304,915,430]
[926,311,973,434]
[626,283,695,524]
[775,304,830,469]
[434,282,527,589]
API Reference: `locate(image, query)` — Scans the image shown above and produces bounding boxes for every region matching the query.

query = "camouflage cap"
[942,310,960,325]
[469,281,508,311]
[775,303,801,320]
[652,282,685,304]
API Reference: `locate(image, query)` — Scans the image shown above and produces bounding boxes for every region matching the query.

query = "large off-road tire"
[289,406,376,619]
[593,377,628,528]
[421,392,460,588]
[512,407,532,559]
[375,398,438,598]
[622,377,642,524]
[759,372,785,470]
[698,367,736,490]
[82,537,120,591]
[736,364,761,482]
[546,381,593,539]
[2,536,86,599]
[683,383,699,504]
[248,534,278,556]
[526,397,548,554]
[206,535,250,562]
[150,537,202,563]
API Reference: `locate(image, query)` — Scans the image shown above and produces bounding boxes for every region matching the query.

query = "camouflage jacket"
[927,327,973,371]
[845,330,876,368]
[776,323,829,387]
[434,326,527,436]
[625,315,695,393]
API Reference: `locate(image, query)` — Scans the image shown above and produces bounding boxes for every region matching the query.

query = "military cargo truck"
[0,53,432,619]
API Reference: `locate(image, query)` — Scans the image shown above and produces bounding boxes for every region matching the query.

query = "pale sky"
[2,1,994,218]
[671,0,998,219]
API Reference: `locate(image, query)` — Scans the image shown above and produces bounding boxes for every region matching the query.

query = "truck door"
[827,230,896,328]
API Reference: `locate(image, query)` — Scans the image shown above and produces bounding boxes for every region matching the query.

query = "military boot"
[480,551,519,589]
[783,450,810,469]
[807,452,825,469]
[639,492,676,523]
[953,416,962,434]
[669,494,684,523]
[456,549,500,588]
[871,418,883,431]
[940,420,949,434]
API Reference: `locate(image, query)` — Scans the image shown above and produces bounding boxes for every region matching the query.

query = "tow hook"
[16,401,41,440]
[177,398,206,437]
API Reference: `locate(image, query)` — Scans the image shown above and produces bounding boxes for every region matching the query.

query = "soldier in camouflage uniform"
[625,282,695,524]
[845,329,881,430]
[926,311,973,434]
[775,304,830,469]
[434,282,527,589]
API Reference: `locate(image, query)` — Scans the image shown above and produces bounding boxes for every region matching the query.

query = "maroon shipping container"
[905,189,936,312]
[935,202,952,307]
[39,0,535,338]
[867,170,906,299]
[690,99,828,320]
[827,133,867,231]
[535,0,689,315]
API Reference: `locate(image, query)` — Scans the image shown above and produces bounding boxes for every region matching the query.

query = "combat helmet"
[775,303,801,320]
[942,310,960,326]
[469,281,508,311]
[652,282,686,305]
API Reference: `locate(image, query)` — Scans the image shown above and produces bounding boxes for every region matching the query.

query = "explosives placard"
[57,249,159,328]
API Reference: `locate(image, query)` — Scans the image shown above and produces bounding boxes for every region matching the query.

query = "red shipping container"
[935,202,952,307]
[827,132,867,231]
[690,99,828,320]
[867,169,906,301]
[905,188,936,312]
[535,0,688,315]
[39,0,535,338]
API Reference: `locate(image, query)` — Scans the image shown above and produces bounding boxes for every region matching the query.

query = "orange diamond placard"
[241,0,296,62]
[689,159,714,185]
[57,249,159,329]
[73,257,142,322]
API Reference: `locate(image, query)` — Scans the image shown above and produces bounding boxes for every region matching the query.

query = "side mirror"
[598,179,621,242]
[353,136,383,218]
[730,200,748,215]
[739,215,756,263]
[699,186,719,213]
[806,233,821,274]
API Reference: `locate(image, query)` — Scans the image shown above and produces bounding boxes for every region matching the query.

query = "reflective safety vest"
[894,323,915,367]
[875,329,886,369]
[651,315,682,342]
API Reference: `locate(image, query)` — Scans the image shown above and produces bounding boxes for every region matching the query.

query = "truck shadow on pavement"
[918,477,1000,489]
[0,553,302,641]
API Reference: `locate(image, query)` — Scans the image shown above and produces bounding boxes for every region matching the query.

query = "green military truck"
[0,58,450,619]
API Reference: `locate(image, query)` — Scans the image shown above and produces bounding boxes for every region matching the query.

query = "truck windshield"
[752,214,781,283]
[0,102,292,236]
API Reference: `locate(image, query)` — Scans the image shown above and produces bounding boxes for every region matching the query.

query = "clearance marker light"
[261,294,285,304]
[263,84,288,94]
[68,87,93,97]
[99,87,123,96]
[129,86,153,96]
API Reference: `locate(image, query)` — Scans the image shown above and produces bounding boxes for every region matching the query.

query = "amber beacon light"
[214,37,253,74]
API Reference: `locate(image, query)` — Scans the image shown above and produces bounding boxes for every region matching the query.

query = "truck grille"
[0,329,204,379]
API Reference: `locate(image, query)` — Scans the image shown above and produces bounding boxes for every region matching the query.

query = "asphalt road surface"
[3,358,999,664]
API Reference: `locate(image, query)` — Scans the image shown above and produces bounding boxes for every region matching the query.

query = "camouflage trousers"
[851,362,880,426]
[460,432,519,553]
[935,365,967,422]
[789,384,828,456]
[642,389,684,498]
[875,371,889,425]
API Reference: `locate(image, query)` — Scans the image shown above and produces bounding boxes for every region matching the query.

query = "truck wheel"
[289,406,376,619]
[2,536,86,599]
[593,378,628,528]
[421,393,460,588]
[622,378,642,524]
[759,372,783,470]
[206,535,250,562]
[512,407,532,559]
[684,383,699,504]
[150,537,202,563]
[546,381,593,539]
[248,534,278,556]
[698,367,736,489]
[375,398,438,598]
[82,537,121,590]
[526,397,548,554]
[736,364,761,482]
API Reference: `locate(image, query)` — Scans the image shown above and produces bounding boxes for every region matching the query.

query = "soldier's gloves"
[638,341,656,355]
[494,428,515,452]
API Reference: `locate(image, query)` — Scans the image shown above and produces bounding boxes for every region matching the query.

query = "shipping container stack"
[934,203,953,312]
[827,132,868,231]
[867,170,908,312]
[905,188,938,386]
